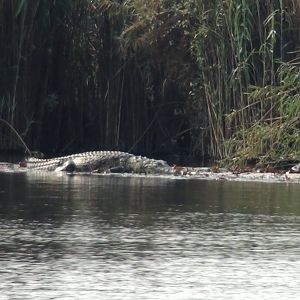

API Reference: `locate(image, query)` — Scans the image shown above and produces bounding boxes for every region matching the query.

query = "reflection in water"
[0,173,300,300]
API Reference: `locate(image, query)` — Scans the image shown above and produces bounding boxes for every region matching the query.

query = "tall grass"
[224,62,300,166]
[189,0,300,163]
[0,0,192,155]
[0,0,299,164]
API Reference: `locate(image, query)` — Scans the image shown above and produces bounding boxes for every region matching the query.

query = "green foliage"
[188,0,300,163]
[224,61,300,166]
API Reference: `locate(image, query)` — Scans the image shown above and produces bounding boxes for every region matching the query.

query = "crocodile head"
[291,163,300,173]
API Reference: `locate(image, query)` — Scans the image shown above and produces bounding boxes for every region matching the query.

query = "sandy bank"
[184,167,300,184]
[1,163,300,184]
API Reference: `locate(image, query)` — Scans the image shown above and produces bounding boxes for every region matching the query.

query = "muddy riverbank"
[1,162,300,184]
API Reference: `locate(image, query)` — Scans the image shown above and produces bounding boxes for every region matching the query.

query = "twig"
[0,118,32,155]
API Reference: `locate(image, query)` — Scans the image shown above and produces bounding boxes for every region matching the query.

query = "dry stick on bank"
[0,118,32,156]
[127,112,159,153]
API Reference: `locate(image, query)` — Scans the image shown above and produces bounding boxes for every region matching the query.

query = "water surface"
[0,172,300,299]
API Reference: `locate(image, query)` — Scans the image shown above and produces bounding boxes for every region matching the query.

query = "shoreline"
[0,162,300,184]
[183,167,300,184]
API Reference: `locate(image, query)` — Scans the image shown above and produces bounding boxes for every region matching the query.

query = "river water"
[0,172,300,299]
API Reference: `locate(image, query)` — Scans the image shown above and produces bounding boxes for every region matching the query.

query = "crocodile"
[12,151,300,183]
[19,151,180,175]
